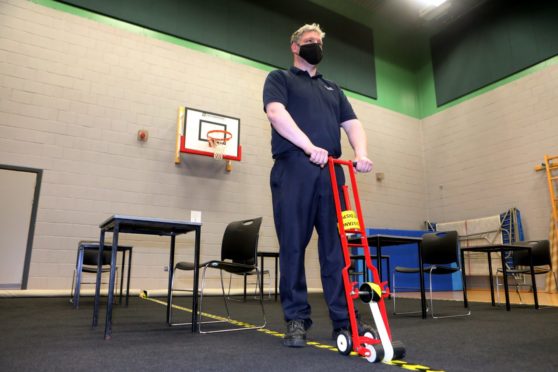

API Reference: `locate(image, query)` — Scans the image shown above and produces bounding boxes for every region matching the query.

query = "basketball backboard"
[175,106,241,164]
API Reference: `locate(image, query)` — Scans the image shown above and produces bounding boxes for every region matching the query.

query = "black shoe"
[283,320,307,348]
[332,320,376,340]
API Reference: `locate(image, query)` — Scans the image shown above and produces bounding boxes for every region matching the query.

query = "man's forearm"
[266,102,313,152]
[343,119,368,158]
[265,102,329,165]
[342,119,373,172]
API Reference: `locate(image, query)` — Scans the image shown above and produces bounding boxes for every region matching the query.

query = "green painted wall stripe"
[418,55,558,118]
[31,0,558,120]
[374,57,420,118]
[32,0,276,72]
[32,0,419,117]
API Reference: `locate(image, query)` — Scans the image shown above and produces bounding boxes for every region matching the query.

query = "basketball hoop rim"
[207,129,233,143]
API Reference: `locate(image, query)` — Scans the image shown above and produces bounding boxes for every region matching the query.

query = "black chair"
[392,231,470,318]
[227,267,272,301]
[496,240,557,306]
[169,217,266,333]
[70,241,132,309]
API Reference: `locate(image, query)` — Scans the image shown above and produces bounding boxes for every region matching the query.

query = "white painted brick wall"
[0,0,427,292]
[423,64,558,242]
[5,0,554,294]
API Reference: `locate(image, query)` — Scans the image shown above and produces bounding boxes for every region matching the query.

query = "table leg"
[487,252,495,306]
[104,224,120,339]
[417,241,427,319]
[191,226,201,333]
[528,248,539,309]
[500,250,511,311]
[166,233,176,325]
[126,248,132,307]
[243,274,247,301]
[73,245,84,309]
[383,256,391,292]
[364,254,369,283]
[460,249,469,308]
[260,255,265,299]
[375,237,383,291]
[92,231,105,327]
[119,249,125,305]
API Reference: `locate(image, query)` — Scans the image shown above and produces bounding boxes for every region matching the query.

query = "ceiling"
[308,0,491,66]
[312,0,490,34]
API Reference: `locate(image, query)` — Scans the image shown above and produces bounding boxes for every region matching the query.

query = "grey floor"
[1,293,557,371]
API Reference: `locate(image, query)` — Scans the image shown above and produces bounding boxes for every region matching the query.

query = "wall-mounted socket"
[190,210,202,223]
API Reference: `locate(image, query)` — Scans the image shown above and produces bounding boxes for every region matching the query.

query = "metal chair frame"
[227,269,272,301]
[169,218,266,333]
[70,241,132,309]
[392,231,471,319]
[495,240,558,308]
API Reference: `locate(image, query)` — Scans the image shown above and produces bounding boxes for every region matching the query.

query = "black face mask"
[298,43,323,65]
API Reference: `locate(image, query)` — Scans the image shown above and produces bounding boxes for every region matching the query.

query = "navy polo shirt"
[263,66,357,159]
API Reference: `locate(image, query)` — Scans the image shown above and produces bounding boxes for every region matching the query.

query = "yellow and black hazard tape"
[139,293,445,371]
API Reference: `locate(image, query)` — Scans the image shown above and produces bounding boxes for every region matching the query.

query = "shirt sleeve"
[263,70,288,113]
[338,88,357,123]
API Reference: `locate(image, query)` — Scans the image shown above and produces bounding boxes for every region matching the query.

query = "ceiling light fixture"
[417,0,451,21]
[416,0,448,7]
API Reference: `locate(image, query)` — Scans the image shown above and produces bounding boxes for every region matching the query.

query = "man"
[263,23,374,348]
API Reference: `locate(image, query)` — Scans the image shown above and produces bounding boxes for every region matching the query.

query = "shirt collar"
[289,66,322,79]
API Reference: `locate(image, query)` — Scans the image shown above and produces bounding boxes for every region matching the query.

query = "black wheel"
[336,330,353,356]
[392,340,406,360]
[365,343,384,363]
[362,326,379,339]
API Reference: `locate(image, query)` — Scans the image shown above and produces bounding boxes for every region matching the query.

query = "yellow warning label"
[341,210,360,231]
[367,282,383,302]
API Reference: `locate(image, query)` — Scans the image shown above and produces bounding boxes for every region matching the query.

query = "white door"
[0,168,37,289]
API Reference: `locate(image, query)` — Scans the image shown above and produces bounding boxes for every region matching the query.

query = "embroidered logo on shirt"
[323,85,334,91]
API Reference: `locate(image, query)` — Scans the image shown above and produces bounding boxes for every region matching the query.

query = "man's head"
[291,23,325,66]
[290,23,325,45]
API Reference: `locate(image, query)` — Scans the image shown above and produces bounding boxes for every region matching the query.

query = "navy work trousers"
[270,151,349,329]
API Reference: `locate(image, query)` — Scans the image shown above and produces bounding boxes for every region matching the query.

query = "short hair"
[290,23,325,44]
